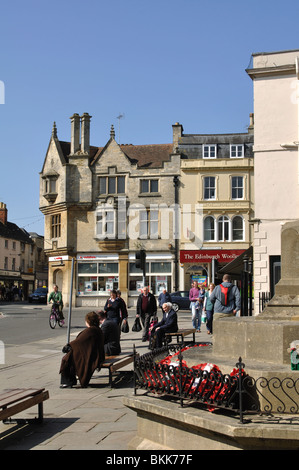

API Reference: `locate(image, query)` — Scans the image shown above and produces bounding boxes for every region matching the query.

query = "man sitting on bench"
[149,302,178,349]
[98,310,121,356]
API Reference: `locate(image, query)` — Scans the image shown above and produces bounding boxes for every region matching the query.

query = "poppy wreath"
[146,345,246,410]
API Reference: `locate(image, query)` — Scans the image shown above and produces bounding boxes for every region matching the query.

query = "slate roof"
[0,221,33,244]
[59,140,173,169]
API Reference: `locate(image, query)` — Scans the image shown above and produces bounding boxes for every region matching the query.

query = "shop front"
[180,249,246,289]
[76,252,174,307]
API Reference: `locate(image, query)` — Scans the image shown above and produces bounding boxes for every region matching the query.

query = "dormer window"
[203,145,217,159]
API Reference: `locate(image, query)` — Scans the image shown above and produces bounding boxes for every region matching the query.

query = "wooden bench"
[101,353,135,386]
[0,388,49,424]
[165,328,196,345]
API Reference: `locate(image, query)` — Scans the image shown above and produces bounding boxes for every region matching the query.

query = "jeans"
[190,302,201,330]
[205,310,213,333]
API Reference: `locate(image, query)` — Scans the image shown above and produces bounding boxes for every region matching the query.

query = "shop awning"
[217,246,253,280]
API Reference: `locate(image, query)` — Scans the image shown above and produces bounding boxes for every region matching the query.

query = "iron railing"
[133,344,299,424]
[259,291,271,313]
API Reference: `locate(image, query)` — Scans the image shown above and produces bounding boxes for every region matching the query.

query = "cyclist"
[48,284,64,320]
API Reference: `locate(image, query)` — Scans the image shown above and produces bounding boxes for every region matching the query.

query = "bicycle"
[49,302,65,329]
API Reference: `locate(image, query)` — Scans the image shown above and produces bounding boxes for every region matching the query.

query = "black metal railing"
[133,344,299,424]
[259,291,271,313]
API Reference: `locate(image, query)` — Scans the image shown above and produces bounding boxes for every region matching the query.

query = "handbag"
[132,316,142,332]
[121,320,129,333]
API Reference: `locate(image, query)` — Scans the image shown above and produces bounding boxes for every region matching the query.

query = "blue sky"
[1,0,299,235]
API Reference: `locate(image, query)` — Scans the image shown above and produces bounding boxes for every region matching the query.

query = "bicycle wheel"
[49,312,57,329]
[58,318,65,327]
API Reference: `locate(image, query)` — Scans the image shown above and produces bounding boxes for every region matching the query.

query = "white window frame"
[217,215,230,242]
[96,208,116,239]
[203,216,216,242]
[139,209,159,239]
[230,144,244,158]
[203,145,217,159]
[232,215,245,241]
[203,176,216,200]
[231,176,244,200]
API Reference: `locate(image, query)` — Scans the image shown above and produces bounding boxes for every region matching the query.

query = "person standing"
[104,289,121,326]
[158,288,171,313]
[203,283,215,334]
[209,274,241,320]
[189,281,201,332]
[116,289,128,332]
[136,286,157,342]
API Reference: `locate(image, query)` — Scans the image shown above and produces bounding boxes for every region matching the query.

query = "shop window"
[77,260,119,295]
[150,262,171,273]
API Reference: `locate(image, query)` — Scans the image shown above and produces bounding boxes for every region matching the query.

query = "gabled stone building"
[39,114,181,307]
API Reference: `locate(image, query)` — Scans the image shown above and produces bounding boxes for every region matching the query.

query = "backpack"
[220,284,232,306]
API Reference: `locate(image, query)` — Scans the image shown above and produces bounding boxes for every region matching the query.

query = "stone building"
[173,119,254,290]
[39,114,181,307]
[246,49,299,313]
[0,202,46,299]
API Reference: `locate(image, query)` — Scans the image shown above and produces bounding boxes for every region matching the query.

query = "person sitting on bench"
[149,302,178,349]
[98,310,121,356]
[59,311,105,388]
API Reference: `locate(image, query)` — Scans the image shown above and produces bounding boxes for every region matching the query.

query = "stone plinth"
[123,395,299,450]
[212,316,299,365]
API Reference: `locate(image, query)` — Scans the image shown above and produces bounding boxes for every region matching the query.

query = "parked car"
[169,291,190,312]
[28,287,48,303]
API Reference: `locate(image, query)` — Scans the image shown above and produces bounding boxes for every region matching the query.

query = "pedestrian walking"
[203,283,215,334]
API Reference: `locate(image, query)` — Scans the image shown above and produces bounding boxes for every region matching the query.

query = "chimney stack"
[172,122,184,149]
[248,113,254,134]
[81,113,92,154]
[70,113,80,154]
[0,202,7,225]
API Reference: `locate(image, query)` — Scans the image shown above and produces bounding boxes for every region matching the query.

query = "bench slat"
[0,388,46,408]
[100,353,134,386]
[0,390,49,422]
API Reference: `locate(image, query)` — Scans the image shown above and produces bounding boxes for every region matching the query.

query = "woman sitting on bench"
[149,302,178,349]
[59,311,105,388]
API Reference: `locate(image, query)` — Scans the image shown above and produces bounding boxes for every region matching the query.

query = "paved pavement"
[0,307,211,450]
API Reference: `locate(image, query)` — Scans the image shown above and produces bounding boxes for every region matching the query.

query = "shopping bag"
[132,316,142,332]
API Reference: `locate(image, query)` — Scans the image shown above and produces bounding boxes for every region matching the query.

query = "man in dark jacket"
[98,310,121,356]
[150,302,178,348]
[136,286,157,341]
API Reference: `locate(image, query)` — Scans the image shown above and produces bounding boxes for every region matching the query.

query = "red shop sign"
[180,249,245,264]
